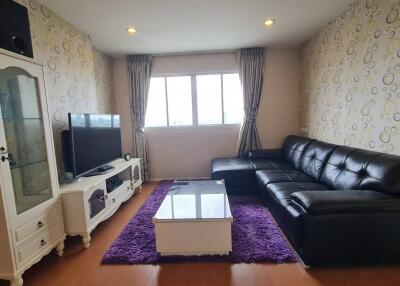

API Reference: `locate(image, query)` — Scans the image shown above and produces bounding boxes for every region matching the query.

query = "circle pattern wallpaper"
[16,0,115,173]
[300,0,400,155]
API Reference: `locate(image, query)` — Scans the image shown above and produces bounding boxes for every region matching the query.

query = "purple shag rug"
[102,181,297,264]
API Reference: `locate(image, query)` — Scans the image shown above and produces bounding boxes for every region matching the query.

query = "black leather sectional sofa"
[211,135,400,266]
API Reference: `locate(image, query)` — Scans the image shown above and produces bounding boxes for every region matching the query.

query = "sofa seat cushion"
[256,170,314,186]
[212,158,253,173]
[291,190,400,215]
[267,182,329,206]
[249,158,294,171]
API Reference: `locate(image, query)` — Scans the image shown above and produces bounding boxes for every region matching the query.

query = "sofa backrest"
[299,141,337,181]
[282,135,314,169]
[320,146,400,195]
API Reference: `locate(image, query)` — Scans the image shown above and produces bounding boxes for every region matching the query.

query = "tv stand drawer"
[107,180,131,207]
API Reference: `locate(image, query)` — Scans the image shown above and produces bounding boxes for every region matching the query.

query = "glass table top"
[153,180,232,221]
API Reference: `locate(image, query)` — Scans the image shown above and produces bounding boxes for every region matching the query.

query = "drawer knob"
[40,239,46,247]
[112,198,116,203]
[37,221,44,228]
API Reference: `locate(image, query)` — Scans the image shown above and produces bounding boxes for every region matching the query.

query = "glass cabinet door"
[0,67,53,215]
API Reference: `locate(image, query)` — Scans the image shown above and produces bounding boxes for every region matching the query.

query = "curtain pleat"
[127,55,152,182]
[236,47,265,157]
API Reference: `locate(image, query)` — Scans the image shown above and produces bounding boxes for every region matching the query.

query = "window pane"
[223,74,243,124]
[145,78,167,127]
[197,74,222,125]
[167,76,192,126]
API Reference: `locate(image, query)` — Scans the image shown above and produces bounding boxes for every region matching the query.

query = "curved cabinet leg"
[10,275,23,286]
[82,233,91,249]
[56,239,65,256]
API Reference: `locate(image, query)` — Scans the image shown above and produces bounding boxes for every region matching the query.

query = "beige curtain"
[127,55,152,182]
[236,47,265,157]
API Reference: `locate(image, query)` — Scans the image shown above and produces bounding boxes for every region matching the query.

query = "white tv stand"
[60,158,142,248]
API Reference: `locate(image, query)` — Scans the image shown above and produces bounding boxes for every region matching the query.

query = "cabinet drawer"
[107,181,130,206]
[14,204,60,243]
[16,221,63,267]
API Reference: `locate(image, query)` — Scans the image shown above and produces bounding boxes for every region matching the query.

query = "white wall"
[258,48,300,148]
[146,126,240,180]
[112,48,300,180]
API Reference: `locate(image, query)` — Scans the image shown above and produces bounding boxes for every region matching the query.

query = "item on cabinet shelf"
[84,164,115,177]
[60,158,142,249]
[88,189,106,219]
[123,153,131,161]
[0,49,65,286]
[0,1,33,58]
[106,174,123,193]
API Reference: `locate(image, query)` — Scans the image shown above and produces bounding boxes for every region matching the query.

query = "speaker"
[0,0,33,58]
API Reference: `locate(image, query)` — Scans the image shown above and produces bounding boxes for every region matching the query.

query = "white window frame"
[146,72,242,128]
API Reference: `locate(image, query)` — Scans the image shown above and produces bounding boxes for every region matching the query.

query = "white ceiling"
[39,0,353,56]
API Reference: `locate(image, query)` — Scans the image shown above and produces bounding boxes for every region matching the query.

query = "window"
[222,74,243,124]
[166,76,192,126]
[197,75,222,125]
[145,73,243,127]
[145,78,167,127]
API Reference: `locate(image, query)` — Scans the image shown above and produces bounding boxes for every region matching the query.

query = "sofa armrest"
[291,190,400,215]
[246,149,283,160]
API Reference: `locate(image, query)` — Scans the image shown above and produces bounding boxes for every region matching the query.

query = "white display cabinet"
[0,49,66,286]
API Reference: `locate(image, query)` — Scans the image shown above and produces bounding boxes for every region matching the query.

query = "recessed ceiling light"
[264,19,275,27]
[127,27,137,34]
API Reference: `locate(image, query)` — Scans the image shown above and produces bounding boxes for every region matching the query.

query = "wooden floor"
[2,182,400,286]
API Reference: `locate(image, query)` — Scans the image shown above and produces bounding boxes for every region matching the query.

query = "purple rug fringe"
[102,181,297,264]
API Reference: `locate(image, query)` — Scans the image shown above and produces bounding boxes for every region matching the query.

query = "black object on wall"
[0,0,33,58]
[62,113,122,178]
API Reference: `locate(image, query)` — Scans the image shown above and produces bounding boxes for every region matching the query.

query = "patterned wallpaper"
[14,0,115,172]
[299,0,400,155]
[94,49,115,113]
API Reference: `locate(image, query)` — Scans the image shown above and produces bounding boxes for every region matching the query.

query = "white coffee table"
[152,180,233,256]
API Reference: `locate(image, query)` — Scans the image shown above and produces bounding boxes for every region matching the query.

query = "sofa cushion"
[300,141,337,181]
[211,158,256,194]
[359,153,400,195]
[282,135,315,169]
[249,158,294,171]
[267,182,329,206]
[256,170,314,186]
[320,146,400,195]
[291,190,400,215]
[212,157,253,173]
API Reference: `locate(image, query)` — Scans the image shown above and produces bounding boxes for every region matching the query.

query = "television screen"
[68,113,122,177]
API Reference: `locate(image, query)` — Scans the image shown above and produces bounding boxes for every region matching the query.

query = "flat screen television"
[62,113,122,178]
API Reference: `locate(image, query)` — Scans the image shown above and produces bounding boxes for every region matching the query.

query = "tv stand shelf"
[60,158,141,248]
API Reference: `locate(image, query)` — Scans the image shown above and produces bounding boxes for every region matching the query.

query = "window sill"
[144,124,241,132]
